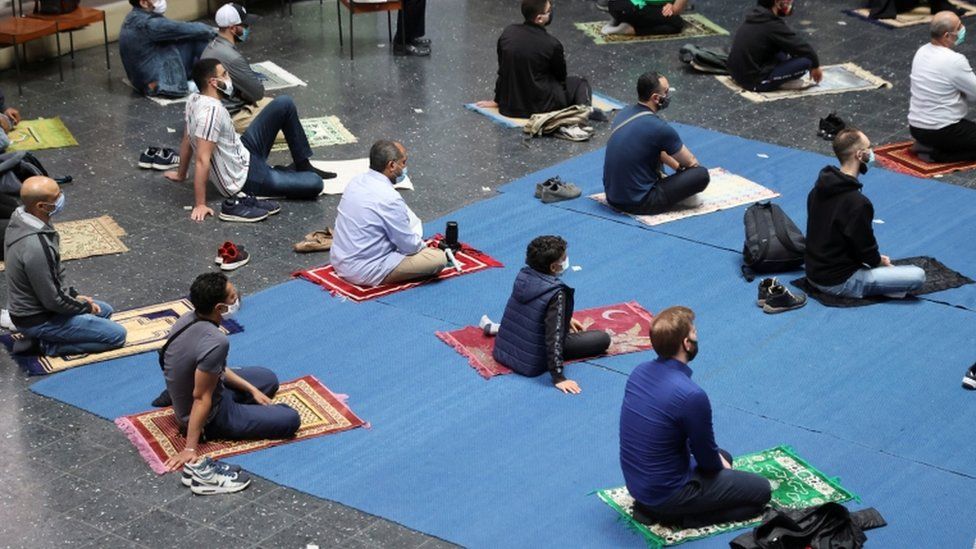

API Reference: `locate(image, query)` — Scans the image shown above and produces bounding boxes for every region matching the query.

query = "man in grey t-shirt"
[161,272,300,471]
[201,3,267,133]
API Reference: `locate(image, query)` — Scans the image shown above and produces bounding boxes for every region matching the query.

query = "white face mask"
[558,256,570,274]
[216,77,234,97]
[221,297,240,317]
[152,0,167,14]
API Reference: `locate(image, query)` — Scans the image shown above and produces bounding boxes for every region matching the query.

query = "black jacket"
[727,7,820,91]
[804,166,882,287]
[730,503,886,549]
[493,23,569,118]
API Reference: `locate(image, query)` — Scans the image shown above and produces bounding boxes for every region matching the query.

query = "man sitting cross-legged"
[331,140,448,287]
[620,306,771,527]
[603,0,689,36]
[162,272,300,493]
[165,58,331,222]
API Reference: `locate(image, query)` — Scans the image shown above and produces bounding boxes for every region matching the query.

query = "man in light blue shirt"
[331,141,448,287]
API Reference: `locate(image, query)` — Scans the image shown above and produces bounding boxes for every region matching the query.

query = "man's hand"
[662,2,674,16]
[164,448,199,471]
[880,255,892,267]
[190,205,214,222]
[251,390,273,406]
[810,67,824,83]
[4,107,20,125]
[569,318,584,333]
[555,379,582,394]
[77,295,101,315]
[474,100,498,108]
[720,454,732,469]
[163,171,186,183]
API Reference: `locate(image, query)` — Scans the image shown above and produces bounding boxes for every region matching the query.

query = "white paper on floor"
[311,158,414,195]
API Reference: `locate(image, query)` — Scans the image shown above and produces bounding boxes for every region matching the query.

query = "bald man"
[4,177,126,356]
[908,11,976,162]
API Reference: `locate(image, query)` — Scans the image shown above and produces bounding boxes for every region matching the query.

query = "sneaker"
[540,179,582,204]
[185,457,251,495]
[555,125,592,142]
[138,147,160,169]
[152,148,180,170]
[219,244,250,271]
[151,388,172,408]
[762,283,807,314]
[241,195,281,216]
[757,278,777,307]
[963,364,976,390]
[214,241,236,264]
[182,457,242,487]
[393,43,431,57]
[219,198,270,223]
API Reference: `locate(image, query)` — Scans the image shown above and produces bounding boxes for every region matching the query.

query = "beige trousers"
[382,248,449,284]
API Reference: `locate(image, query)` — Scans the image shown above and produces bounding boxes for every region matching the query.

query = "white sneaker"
[185,457,251,495]
[555,125,591,142]
[479,315,500,336]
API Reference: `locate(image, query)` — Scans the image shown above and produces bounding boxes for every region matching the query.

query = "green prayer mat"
[596,445,857,548]
[575,13,728,45]
[7,117,78,151]
[271,116,357,152]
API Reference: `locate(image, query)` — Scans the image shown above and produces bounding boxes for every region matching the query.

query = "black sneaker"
[152,148,180,170]
[151,389,172,408]
[757,278,777,307]
[241,195,281,216]
[962,364,976,390]
[762,283,807,314]
[138,147,160,169]
[219,198,270,223]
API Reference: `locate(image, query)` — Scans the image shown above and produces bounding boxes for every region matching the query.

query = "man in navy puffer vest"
[492,235,610,394]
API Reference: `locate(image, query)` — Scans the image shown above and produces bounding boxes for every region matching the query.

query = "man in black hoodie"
[728,0,822,92]
[805,128,926,299]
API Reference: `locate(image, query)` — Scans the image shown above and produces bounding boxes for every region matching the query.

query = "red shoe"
[218,242,250,271]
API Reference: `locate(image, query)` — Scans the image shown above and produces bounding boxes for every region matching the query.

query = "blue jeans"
[205,367,301,440]
[241,96,323,199]
[20,300,127,357]
[812,266,926,299]
[755,54,814,92]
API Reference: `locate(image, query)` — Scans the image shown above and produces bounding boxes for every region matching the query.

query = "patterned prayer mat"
[7,117,78,151]
[791,256,974,308]
[295,237,503,302]
[596,445,857,548]
[271,116,357,152]
[311,158,414,195]
[843,0,976,28]
[715,63,891,103]
[874,140,976,178]
[436,302,654,379]
[0,299,244,375]
[0,215,128,272]
[574,13,728,45]
[251,60,308,91]
[590,168,779,227]
[117,375,366,474]
[464,92,625,129]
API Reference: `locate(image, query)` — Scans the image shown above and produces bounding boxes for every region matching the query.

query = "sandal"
[294,228,333,253]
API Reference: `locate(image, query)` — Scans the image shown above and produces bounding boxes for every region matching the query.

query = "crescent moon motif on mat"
[601,309,627,320]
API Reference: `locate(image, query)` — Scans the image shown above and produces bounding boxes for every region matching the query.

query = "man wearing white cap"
[203,3,267,133]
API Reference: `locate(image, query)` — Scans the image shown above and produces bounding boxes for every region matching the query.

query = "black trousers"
[633,449,772,529]
[613,166,710,215]
[564,75,592,108]
[563,330,612,361]
[394,0,426,43]
[910,119,976,162]
[607,0,685,35]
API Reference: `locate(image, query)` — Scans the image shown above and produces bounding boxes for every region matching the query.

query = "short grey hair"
[931,12,959,39]
[369,140,403,172]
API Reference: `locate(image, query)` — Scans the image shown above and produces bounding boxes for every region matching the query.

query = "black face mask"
[859,161,869,175]
[544,10,553,26]
[656,94,671,111]
[686,338,699,362]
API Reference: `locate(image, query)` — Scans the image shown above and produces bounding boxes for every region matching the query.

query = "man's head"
[650,306,698,363]
[189,272,239,317]
[215,3,254,43]
[369,140,407,183]
[637,71,671,111]
[131,0,166,14]
[20,176,62,222]
[832,127,872,167]
[525,235,567,276]
[522,0,552,26]
[931,11,964,47]
[191,58,231,97]
[759,0,793,16]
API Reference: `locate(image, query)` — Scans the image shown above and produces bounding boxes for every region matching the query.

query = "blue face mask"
[395,167,408,185]
[956,26,967,46]
[866,149,875,164]
[237,27,250,42]
[49,193,65,217]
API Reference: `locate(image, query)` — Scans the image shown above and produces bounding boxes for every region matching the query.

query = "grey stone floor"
[0,0,973,547]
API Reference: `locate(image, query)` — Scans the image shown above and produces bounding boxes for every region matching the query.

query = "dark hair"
[637,71,665,102]
[191,58,221,94]
[651,306,695,359]
[831,127,866,162]
[369,140,403,172]
[129,0,142,7]
[190,272,229,314]
[521,0,548,22]
[757,0,775,8]
[525,235,567,274]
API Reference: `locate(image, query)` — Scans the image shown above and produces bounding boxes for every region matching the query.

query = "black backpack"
[34,0,80,15]
[742,202,806,280]
[0,151,70,196]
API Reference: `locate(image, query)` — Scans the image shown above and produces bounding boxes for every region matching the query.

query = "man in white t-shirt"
[908,11,976,162]
[165,58,331,222]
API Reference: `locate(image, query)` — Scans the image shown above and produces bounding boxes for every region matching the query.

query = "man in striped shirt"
[165,58,329,221]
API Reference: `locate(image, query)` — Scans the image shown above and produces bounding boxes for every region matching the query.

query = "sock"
[479,315,500,336]
[295,159,337,180]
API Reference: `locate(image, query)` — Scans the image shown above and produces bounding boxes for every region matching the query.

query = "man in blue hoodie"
[491,235,610,395]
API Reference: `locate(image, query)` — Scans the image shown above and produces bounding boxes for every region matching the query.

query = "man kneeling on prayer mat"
[330,140,448,287]
[161,273,300,489]
[619,306,771,527]
[484,235,611,395]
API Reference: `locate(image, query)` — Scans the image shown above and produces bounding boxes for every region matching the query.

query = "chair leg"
[337,1,343,47]
[387,11,392,43]
[103,17,111,70]
[55,30,63,81]
[400,10,406,47]
[14,42,22,96]
[69,31,75,62]
[349,10,354,60]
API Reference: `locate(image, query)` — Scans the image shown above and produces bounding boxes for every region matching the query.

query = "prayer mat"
[7,117,78,151]
[115,375,367,474]
[791,256,974,309]
[0,298,244,375]
[271,116,357,152]
[873,140,976,178]
[311,158,413,195]
[589,168,779,227]
[436,301,654,379]
[0,215,128,272]
[574,13,729,45]
[596,445,856,548]
[843,0,976,28]
[251,60,308,90]
[464,92,625,130]
[294,237,503,302]
[714,63,891,103]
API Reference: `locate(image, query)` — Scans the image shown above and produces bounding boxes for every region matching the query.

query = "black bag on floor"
[742,202,806,281]
[730,503,887,549]
[0,151,47,196]
[679,44,729,74]
[34,0,80,15]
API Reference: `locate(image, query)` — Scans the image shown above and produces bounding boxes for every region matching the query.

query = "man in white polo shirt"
[908,11,976,162]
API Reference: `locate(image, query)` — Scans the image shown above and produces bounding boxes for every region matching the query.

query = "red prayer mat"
[875,141,976,178]
[115,375,367,474]
[294,237,503,302]
[436,302,655,379]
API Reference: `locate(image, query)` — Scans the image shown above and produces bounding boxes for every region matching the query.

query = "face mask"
[216,77,234,97]
[558,255,570,274]
[685,338,699,362]
[656,93,670,111]
[236,27,250,42]
[395,166,408,185]
[544,9,553,26]
[152,0,167,14]
[221,297,240,317]
[858,149,874,175]
[956,26,967,46]
[47,193,65,217]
